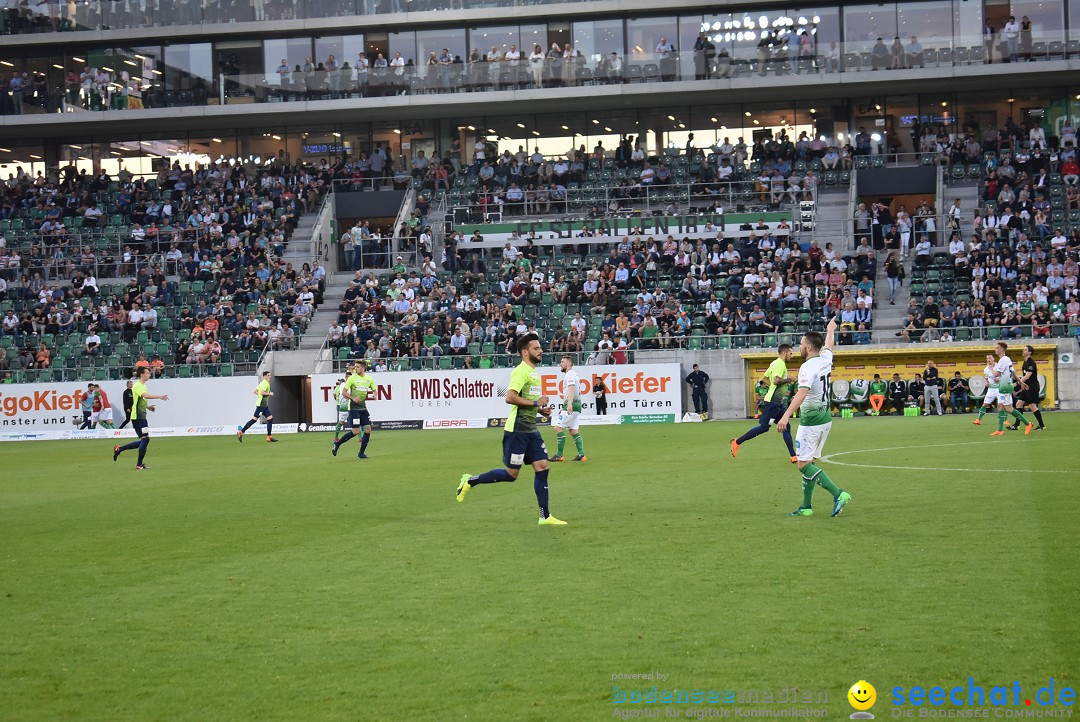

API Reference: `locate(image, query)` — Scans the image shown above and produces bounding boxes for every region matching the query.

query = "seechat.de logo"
[849,681,877,719]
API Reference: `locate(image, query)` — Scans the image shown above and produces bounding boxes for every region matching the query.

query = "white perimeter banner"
[0,424,301,442]
[0,377,266,431]
[310,363,682,425]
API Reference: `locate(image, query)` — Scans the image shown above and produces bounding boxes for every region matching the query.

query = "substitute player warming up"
[777,318,851,518]
[112,367,169,470]
[551,354,586,462]
[731,343,798,463]
[237,371,277,442]
[456,333,568,526]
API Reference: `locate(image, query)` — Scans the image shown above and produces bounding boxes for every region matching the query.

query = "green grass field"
[1,415,1078,721]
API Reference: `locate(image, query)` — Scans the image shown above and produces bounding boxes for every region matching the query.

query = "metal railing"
[326,347,617,374]
[434,176,820,218]
[3,358,260,383]
[2,0,603,35]
[309,188,338,265]
[888,323,1078,343]
[9,37,1078,116]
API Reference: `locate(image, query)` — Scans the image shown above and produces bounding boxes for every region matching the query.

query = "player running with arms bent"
[777,318,851,518]
[731,343,798,463]
[237,371,277,442]
[457,333,568,526]
[333,360,377,459]
[551,355,586,462]
[113,367,169,470]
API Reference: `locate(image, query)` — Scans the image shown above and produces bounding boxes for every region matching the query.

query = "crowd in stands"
[325,224,879,366]
[0,157,328,379]
[361,133,839,242]
[887,124,1080,342]
[328,131,841,271]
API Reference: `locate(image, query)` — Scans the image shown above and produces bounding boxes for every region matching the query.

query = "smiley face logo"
[848,681,877,711]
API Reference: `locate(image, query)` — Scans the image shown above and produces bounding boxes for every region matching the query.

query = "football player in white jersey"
[551,355,587,462]
[778,318,851,518]
[988,341,1032,436]
[972,354,999,425]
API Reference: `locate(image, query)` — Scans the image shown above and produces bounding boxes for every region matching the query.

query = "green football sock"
[1010,409,1027,424]
[556,431,566,457]
[801,475,815,508]
[573,433,585,456]
[805,462,841,498]
[997,410,1007,431]
[977,405,988,420]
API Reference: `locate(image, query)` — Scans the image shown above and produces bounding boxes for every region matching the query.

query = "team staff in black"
[116,379,135,429]
[592,378,607,415]
[1011,344,1045,430]
[888,374,907,415]
[907,373,926,410]
[948,372,970,413]
[923,360,944,416]
[685,363,711,416]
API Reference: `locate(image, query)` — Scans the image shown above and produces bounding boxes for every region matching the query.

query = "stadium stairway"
[948,183,982,227]
[871,265,911,342]
[810,188,850,245]
[277,209,318,268]
[298,271,354,350]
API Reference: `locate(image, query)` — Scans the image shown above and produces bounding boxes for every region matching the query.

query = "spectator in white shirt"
[449,330,468,355]
[141,305,158,330]
[85,331,101,356]
[570,312,587,336]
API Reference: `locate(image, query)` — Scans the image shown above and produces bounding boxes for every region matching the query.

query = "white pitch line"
[818,438,1069,474]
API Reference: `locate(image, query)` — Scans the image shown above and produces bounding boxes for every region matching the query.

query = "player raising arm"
[457,333,568,526]
[777,318,851,518]
[112,367,169,470]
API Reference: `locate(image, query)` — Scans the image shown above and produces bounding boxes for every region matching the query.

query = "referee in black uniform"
[1011,344,1046,430]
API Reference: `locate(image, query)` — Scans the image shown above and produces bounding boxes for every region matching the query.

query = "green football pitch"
[1,415,1077,721]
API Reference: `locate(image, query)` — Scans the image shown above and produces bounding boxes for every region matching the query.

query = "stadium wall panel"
[0,376,262,431]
